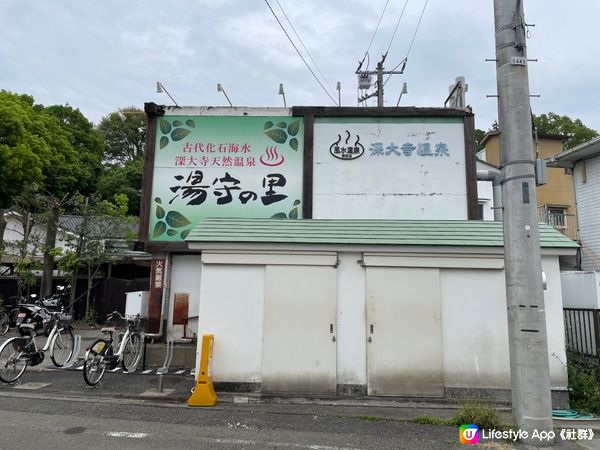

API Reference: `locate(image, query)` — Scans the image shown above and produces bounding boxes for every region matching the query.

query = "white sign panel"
[312,117,468,219]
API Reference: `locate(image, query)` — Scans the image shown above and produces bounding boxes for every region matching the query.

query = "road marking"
[13,382,52,390]
[105,431,148,439]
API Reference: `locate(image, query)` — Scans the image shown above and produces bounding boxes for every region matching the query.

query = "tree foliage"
[533,112,598,149]
[97,107,146,164]
[0,92,104,206]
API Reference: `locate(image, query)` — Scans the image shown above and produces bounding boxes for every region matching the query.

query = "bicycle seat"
[101,327,116,333]
[19,323,36,330]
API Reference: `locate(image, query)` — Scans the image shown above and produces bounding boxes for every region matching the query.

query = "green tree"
[45,104,104,196]
[97,107,146,164]
[96,108,146,216]
[58,194,135,319]
[97,158,143,216]
[0,92,103,269]
[0,92,47,256]
[533,113,598,149]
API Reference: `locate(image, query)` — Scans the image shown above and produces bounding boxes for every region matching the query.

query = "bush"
[84,306,98,325]
[567,355,600,414]
[454,403,504,430]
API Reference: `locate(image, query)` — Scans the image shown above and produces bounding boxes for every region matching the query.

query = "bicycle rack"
[157,339,174,393]
[63,334,82,368]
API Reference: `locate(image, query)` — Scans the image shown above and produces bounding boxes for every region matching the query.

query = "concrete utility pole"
[493,0,553,445]
[356,55,405,107]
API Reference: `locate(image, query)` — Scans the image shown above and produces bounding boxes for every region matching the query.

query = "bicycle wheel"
[50,327,75,367]
[0,313,9,335]
[0,337,28,383]
[83,339,111,386]
[121,333,142,372]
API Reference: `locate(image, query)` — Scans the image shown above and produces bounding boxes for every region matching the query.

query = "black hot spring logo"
[329,130,364,160]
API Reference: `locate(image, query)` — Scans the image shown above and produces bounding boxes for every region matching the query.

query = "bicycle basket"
[58,313,73,327]
[11,337,32,353]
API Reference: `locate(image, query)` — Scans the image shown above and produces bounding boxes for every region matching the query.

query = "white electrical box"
[125,291,149,318]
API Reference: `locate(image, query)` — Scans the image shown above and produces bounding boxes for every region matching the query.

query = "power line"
[406,0,429,58]
[358,0,390,71]
[384,0,409,57]
[383,0,429,87]
[273,0,335,94]
[264,0,337,105]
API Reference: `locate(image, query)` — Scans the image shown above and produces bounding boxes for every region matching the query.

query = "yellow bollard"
[188,334,218,407]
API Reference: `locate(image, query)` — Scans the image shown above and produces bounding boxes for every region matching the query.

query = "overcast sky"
[1,0,599,132]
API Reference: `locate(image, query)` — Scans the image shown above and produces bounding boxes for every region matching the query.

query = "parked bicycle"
[0,308,74,383]
[0,309,9,336]
[83,311,143,386]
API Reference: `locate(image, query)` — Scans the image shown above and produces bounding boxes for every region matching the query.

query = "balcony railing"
[538,207,577,241]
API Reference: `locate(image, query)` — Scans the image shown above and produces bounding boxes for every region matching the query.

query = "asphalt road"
[0,395,464,450]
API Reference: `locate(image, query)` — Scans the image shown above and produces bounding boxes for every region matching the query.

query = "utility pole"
[356,55,405,107]
[493,0,553,445]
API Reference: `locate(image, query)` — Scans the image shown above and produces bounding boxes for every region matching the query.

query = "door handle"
[330,323,336,342]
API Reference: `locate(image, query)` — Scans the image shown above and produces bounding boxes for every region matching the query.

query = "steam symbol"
[329,130,364,159]
[260,146,285,166]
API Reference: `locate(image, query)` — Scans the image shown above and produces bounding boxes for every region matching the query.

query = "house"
[0,209,150,316]
[551,136,600,270]
[137,103,573,405]
[478,131,576,241]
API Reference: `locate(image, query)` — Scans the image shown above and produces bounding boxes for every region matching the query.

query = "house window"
[547,207,566,229]
[476,203,484,220]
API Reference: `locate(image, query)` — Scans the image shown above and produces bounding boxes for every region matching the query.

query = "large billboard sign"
[312,116,468,220]
[149,116,303,241]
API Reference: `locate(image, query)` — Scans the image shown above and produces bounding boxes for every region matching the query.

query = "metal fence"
[538,207,577,241]
[564,308,600,360]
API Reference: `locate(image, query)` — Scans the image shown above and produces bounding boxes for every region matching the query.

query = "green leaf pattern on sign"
[270,200,301,220]
[171,128,191,141]
[151,198,192,240]
[289,138,298,151]
[265,128,287,144]
[287,120,300,136]
[264,119,301,151]
[159,118,172,134]
[153,221,167,238]
[158,118,195,149]
[165,210,191,228]
[159,136,169,149]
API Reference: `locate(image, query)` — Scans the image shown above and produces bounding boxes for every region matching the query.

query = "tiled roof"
[58,215,139,239]
[186,218,579,248]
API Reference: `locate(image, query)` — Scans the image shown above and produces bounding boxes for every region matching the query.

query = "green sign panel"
[149,116,304,241]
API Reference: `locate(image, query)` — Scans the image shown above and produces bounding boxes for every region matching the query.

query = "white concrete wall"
[312,119,468,219]
[191,250,568,394]
[336,253,367,386]
[441,268,511,389]
[575,156,600,270]
[440,258,568,391]
[197,265,265,383]
[167,254,202,340]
